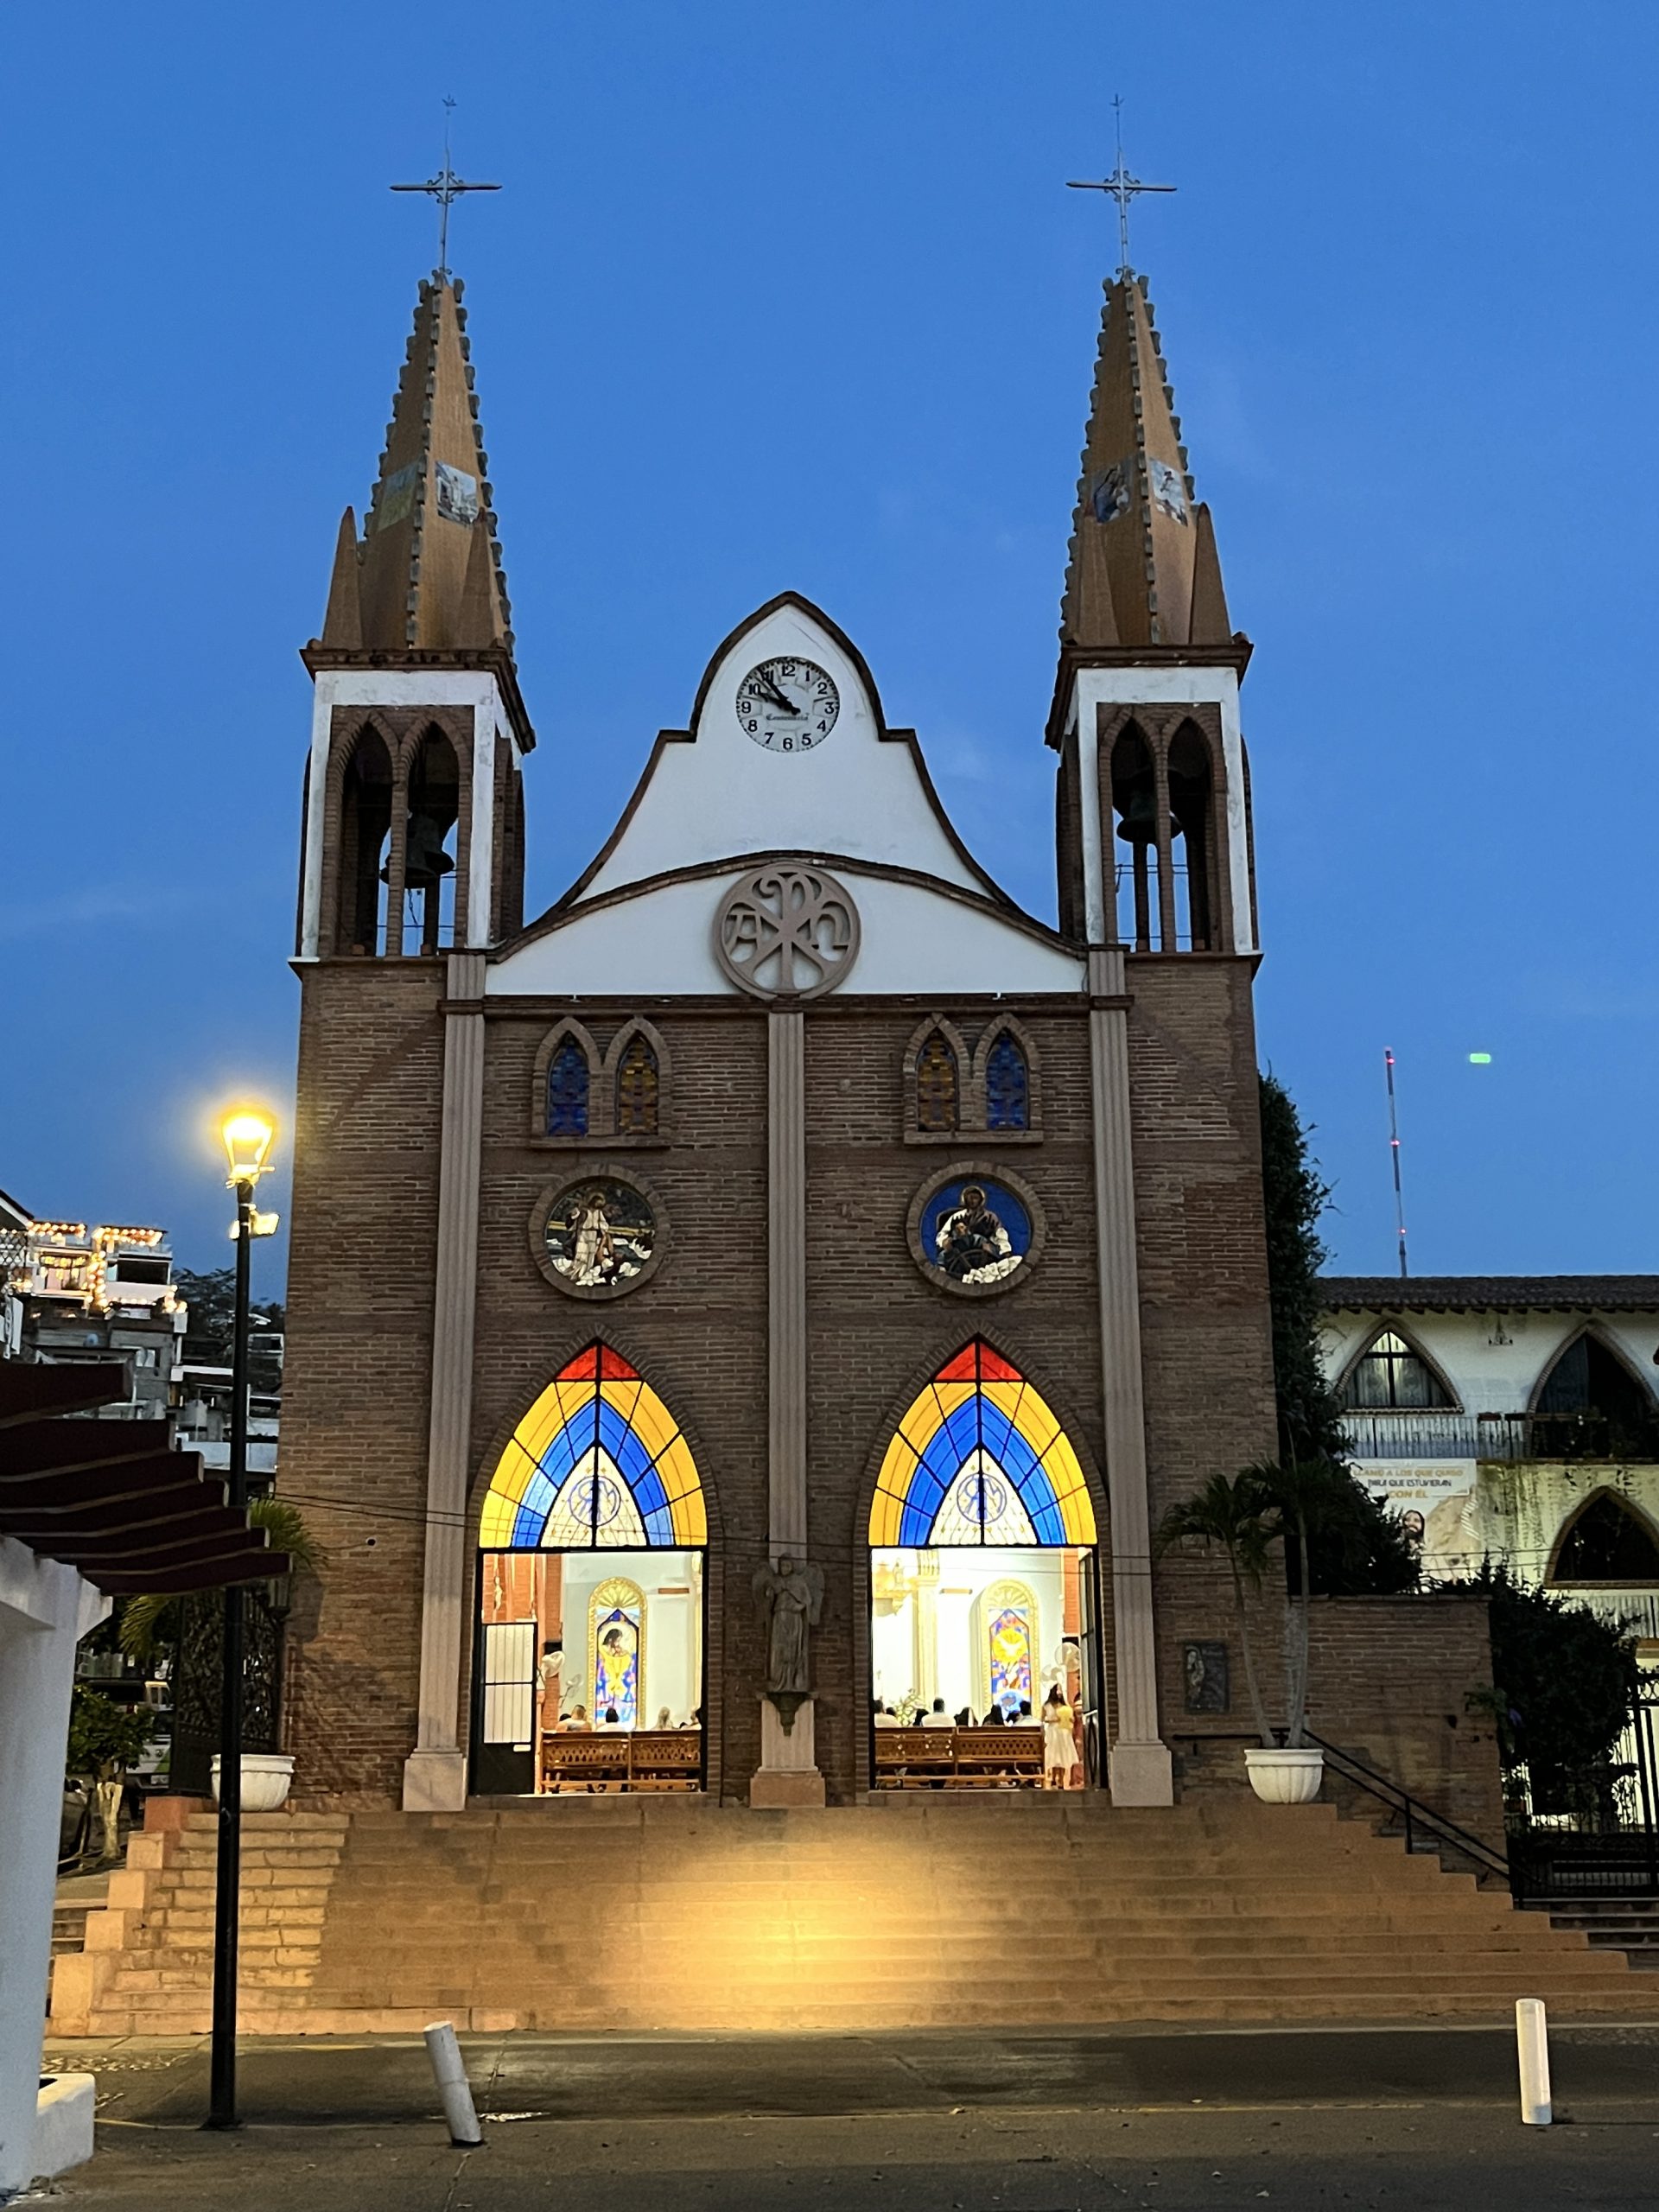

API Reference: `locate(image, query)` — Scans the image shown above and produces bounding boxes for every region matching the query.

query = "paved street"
[43,2024,1659,2209]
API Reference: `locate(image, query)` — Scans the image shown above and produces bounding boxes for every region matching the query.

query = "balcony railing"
[1340,1410,1659,1465]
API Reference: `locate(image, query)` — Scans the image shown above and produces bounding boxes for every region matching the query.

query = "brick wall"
[1127,957,1281,1736]
[280,957,449,1803]
[1170,1594,1504,1851]
[283,945,1288,1808]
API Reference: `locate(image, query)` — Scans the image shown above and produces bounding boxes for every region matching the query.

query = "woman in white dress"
[1042,1686,1076,1790]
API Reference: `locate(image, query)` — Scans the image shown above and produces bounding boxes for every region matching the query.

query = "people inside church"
[560,1705,592,1732]
[921,1698,953,1728]
[874,1701,901,1728]
[1042,1686,1076,1789]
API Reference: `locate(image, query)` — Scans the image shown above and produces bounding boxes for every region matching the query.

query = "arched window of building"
[589,1576,645,1727]
[983,1030,1030,1132]
[916,1029,960,1134]
[975,1580,1038,1719]
[480,1342,708,1551]
[335,725,395,955]
[1533,1332,1659,1459]
[869,1340,1096,1548]
[1339,1330,1454,1411]
[1109,723,1159,950]
[615,1033,661,1136]
[545,1040,590,1137]
[1549,1492,1659,1584]
[402,726,462,954]
[1166,721,1217,951]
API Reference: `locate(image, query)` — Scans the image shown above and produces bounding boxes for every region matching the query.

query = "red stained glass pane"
[935,1341,1020,1385]
[556,1343,640,1383]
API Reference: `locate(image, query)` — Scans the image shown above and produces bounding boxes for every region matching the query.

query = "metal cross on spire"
[391,98,500,282]
[1067,97,1175,278]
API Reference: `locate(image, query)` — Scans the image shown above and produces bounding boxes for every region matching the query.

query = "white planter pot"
[210,1753,295,1812]
[1244,1747,1324,1804]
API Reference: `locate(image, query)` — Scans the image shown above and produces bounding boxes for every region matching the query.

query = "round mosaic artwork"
[538,1175,660,1299]
[908,1167,1041,1297]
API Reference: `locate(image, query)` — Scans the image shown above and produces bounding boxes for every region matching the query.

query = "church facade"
[282,258,1279,1815]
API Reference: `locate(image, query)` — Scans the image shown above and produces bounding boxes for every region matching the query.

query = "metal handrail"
[1302,1728,1511,1884]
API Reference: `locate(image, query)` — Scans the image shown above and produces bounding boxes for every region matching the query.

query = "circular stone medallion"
[713,864,860,1001]
[907,1166,1044,1298]
[534,1173,663,1300]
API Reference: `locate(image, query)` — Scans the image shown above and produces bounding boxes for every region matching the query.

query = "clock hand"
[753,671,801,715]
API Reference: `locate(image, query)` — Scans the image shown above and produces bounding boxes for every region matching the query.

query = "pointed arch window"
[615,1033,660,1136]
[984,1031,1030,1132]
[1533,1333,1659,1459]
[480,1343,707,1550]
[545,1041,590,1137]
[869,1340,1096,1548]
[916,1030,959,1134]
[1550,1493,1659,1584]
[1340,1330,1452,1411]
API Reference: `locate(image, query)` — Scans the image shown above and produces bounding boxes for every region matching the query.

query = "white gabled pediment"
[573,595,991,905]
[488,862,1083,1000]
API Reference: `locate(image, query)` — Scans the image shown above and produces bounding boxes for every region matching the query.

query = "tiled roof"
[1319,1275,1659,1313]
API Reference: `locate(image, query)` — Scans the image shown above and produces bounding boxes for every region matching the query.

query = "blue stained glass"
[985,1033,1030,1131]
[546,1040,589,1136]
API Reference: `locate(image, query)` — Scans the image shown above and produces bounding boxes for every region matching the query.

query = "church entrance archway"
[472,1343,709,1796]
[866,1339,1106,1790]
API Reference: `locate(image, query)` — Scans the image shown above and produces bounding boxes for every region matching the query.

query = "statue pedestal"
[750,1695,825,1808]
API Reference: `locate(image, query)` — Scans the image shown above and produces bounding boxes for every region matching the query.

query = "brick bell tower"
[283,275,534,1802]
[1049,259,1277,1804]
[296,273,532,962]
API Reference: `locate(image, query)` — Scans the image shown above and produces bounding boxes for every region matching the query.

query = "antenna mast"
[1384,1050,1408,1278]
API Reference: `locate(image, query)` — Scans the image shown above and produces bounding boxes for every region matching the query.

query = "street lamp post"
[206,1111,276,2133]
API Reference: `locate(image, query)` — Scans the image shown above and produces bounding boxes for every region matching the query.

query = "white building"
[1320,1276,1659,1642]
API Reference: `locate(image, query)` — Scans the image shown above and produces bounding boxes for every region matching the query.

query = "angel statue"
[752,1554,825,1730]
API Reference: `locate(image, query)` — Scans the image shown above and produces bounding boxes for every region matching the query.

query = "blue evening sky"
[8,2,1656,1297]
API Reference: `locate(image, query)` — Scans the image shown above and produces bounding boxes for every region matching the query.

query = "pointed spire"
[311,275,514,659]
[1059,274,1218,652]
[321,507,363,648]
[1187,501,1232,645]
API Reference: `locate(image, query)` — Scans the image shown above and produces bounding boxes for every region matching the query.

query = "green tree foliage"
[1258,1073,1348,1464]
[1437,1564,1638,1790]
[66,1685,156,1780]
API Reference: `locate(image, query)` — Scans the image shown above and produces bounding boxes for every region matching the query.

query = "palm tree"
[1155,1469,1278,1747]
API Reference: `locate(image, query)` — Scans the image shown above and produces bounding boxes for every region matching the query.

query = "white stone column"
[752,1007,825,1807]
[0,1540,105,2196]
[403,950,487,1813]
[1089,945,1173,1805]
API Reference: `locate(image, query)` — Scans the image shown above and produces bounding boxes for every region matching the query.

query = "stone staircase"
[49,1796,1658,2037]
[1530,1899,1659,1970]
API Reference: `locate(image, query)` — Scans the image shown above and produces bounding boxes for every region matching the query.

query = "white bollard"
[423,2020,483,2146]
[1516,1997,1552,2126]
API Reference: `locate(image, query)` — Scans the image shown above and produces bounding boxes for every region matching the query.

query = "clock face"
[735,658,840,753]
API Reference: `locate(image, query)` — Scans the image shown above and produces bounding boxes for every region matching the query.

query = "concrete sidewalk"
[40,2023,1659,2209]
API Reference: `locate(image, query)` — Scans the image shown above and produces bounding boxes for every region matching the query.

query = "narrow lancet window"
[546,1040,590,1137]
[984,1032,1030,1132]
[916,1030,959,1133]
[616,1034,660,1135]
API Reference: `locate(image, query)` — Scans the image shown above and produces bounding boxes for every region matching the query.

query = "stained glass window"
[869,1340,1096,1547]
[616,1033,660,1135]
[480,1344,707,1549]
[916,1030,958,1133]
[984,1031,1030,1131]
[591,1584,642,1726]
[546,1039,590,1137]
[988,1603,1033,1717]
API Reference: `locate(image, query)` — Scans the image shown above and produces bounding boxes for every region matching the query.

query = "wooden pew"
[540,1729,702,1794]
[874,1725,1045,1789]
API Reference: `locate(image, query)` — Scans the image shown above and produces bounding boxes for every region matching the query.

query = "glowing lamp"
[220,1109,276,1187]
